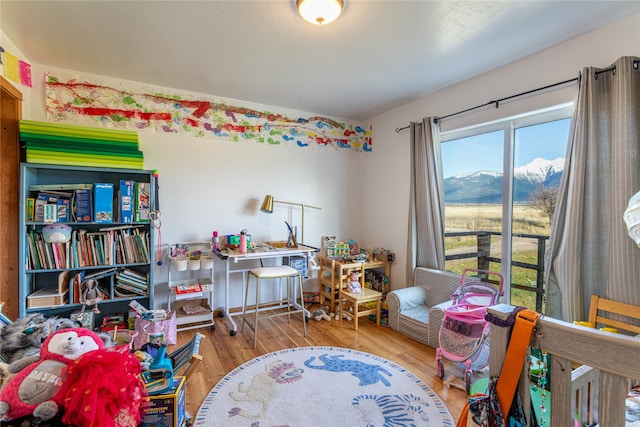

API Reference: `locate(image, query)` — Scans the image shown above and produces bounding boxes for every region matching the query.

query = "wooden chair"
[587,294,640,334]
[318,256,365,313]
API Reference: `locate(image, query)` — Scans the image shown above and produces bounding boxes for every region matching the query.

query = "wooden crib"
[488,297,640,427]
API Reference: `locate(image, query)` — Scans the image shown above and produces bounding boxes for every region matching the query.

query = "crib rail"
[488,305,640,427]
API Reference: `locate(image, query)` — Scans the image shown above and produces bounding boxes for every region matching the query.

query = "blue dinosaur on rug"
[304,353,392,386]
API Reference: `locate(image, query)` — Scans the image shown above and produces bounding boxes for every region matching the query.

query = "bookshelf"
[19,163,156,323]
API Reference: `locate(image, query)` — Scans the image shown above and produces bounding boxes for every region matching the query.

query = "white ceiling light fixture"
[297,0,344,25]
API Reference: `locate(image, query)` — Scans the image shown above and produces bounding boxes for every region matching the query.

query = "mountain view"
[444,157,564,204]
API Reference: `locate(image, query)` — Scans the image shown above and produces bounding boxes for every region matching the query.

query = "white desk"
[213,244,317,335]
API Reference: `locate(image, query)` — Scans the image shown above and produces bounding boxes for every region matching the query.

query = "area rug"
[194,346,455,426]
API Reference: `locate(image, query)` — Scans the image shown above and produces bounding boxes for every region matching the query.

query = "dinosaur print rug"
[194,346,454,426]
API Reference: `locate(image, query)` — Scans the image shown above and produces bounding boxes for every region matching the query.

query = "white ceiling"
[1,1,639,121]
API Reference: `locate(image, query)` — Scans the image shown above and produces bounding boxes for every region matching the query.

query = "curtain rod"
[396,61,638,133]
[395,77,577,133]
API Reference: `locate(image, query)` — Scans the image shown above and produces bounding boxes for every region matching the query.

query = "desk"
[213,244,317,335]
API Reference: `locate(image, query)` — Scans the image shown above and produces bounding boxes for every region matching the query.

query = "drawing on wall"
[45,72,372,152]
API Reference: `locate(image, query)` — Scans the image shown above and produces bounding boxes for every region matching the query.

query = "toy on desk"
[212,230,219,250]
[240,229,248,253]
[347,271,362,294]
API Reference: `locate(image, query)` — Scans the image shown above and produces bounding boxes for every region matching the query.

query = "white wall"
[4,13,639,311]
[363,13,640,289]
[11,60,367,309]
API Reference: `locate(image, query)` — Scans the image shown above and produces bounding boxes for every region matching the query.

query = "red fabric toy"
[0,327,145,426]
[0,327,104,422]
[62,343,145,427]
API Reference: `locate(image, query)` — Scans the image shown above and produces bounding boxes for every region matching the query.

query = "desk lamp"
[624,190,640,247]
[260,195,321,244]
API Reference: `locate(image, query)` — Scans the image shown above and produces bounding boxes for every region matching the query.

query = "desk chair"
[241,265,307,348]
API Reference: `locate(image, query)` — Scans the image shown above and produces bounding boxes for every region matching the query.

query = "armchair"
[386,267,462,348]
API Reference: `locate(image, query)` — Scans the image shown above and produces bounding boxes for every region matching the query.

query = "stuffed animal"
[79,278,103,314]
[311,306,332,321]
[0,328,104,422]
[0,314,79,364]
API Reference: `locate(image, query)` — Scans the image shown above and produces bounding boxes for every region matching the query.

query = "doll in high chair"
[347,271,362,294]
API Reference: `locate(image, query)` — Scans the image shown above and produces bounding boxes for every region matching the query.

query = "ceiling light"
[297,0,343,25]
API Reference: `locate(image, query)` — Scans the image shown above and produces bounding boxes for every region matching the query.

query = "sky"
[441,118,570,178]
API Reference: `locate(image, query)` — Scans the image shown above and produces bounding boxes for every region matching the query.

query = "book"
[175,283,202,294]
[25,197,35,222]
[43,204,57,223]
[94,182,114,223]
[27,288,68,308]
[119,180,135,223]
[35,192,58,222]
[134,182,150,222]
[56,198,70,222]
[73,188,93,222]
[174,283,203,300]
[29,183,93,192]
[115,282,147,296]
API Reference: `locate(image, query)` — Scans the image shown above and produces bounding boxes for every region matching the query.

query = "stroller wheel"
[437,358,445,380]
[465,370,472,393]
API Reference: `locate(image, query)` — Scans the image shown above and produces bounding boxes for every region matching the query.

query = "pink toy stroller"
[435,267,504,392]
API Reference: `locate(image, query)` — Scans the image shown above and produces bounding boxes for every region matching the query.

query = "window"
[440,105,572,311]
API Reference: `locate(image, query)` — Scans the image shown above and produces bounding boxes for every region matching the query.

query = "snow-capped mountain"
[444,157,565,203]
[513,157,564,183]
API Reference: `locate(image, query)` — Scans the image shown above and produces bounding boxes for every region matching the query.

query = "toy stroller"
[435,267,504,392]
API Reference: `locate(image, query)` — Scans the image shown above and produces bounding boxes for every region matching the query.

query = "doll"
[80,278,102,314]
[347,270,362,294]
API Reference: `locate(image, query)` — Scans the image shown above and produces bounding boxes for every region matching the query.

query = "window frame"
[439,103,573,304]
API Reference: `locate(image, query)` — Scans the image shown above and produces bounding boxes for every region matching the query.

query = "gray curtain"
[545,56,640,321]
[406,117,445,285]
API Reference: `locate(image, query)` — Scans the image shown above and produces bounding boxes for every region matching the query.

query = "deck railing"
[444,231,549,311]
[488,305,640,427]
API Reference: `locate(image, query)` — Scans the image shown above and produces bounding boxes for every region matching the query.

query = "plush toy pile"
[0,327,145,426]
[0,314,78,364]
[0,315,146,427]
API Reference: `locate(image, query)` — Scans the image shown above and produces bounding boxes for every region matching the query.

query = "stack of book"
[19,120,144,169]
[72,268,115,304]
[174,282,203,300]
[115,268,149,297]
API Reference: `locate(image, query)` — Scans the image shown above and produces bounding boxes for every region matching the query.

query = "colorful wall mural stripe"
[45,72,372,152]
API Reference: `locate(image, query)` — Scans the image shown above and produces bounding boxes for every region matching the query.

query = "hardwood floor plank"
[169,312,469,424]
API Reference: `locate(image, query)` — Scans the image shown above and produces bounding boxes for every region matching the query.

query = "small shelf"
[167,242,215,332]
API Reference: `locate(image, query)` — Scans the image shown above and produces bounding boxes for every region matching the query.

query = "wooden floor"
[171,310,469,424]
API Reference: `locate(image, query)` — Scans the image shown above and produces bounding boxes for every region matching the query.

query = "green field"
[444,204,551,311]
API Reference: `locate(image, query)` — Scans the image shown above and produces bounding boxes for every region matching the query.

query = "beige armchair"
[386,267,462,348]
